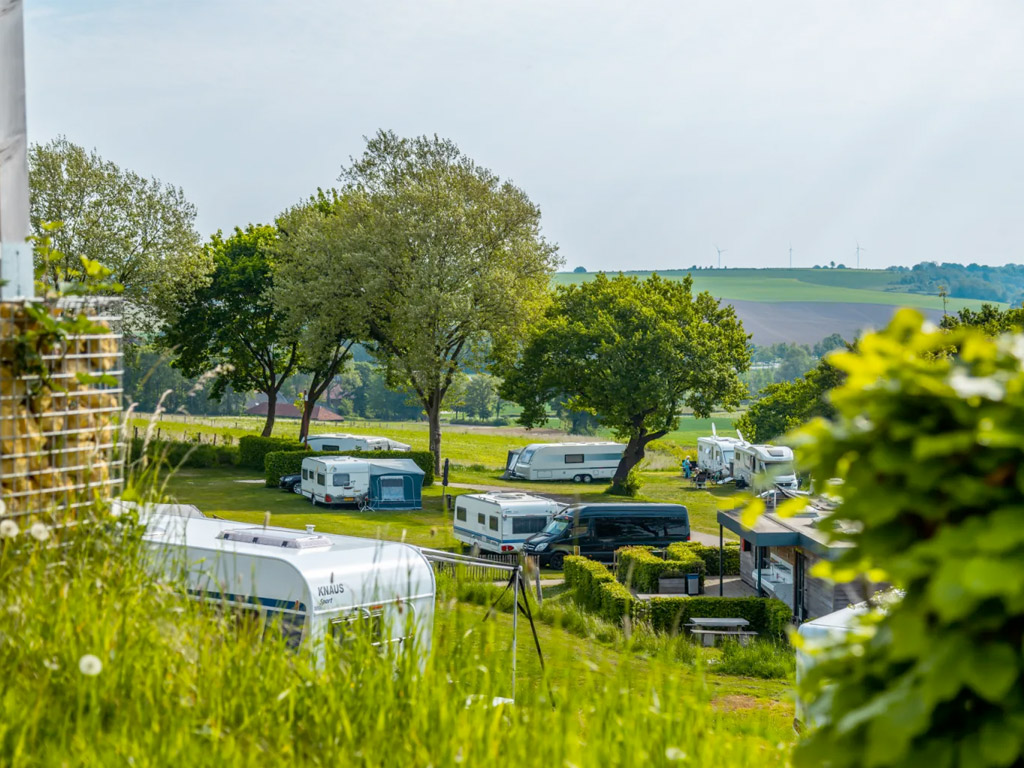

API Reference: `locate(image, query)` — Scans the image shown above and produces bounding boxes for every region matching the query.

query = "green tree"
[28,136,208,338]
[334,131,560,472]
[501,273,749,485]
[939,302,1024,335]
[464,374,499,419]
[812,332,847,357]
[775,344,815,383]
[160,226,299,437]
[734,356,844,443]
[792,310,1024,767]
[274,192,365,441]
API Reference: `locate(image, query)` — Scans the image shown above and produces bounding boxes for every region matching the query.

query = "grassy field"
[133,414,740,470]
[553,268,1000,311]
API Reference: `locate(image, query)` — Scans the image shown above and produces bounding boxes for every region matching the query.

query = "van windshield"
[765,460,795,475]
[541,517,569,536]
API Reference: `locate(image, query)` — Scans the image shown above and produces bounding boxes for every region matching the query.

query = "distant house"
[244,401,344,421]
[716,491,883,622]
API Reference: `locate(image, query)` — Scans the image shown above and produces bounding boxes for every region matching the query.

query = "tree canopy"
[28,136,207,339]
[159,226,298,436]
[500,273,749,484]
[939,302,1024,335]
[330,130,560,470]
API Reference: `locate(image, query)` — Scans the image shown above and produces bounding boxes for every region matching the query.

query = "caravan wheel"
[581,474,593,483]
[572,474,583,483]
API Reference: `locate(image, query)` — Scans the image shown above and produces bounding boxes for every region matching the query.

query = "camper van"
[141,513,436,662]
[305,433,412,453]
[733,443,798,491]
[299,455,424,510]
[696,425,747,480]
[506,442,626,482]
[452,492,565,554]
[522,503,690,569]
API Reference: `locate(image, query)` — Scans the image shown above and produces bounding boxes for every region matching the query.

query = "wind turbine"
[789,243,793,269]
[715,245,727,269]
[856,241,866,269]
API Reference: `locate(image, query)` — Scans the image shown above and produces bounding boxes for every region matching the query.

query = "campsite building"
[716,491,882,622]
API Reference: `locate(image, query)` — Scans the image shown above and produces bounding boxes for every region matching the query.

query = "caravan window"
[478,513,486,525]
[322,444,340,451]
[332,473,351,487]
[301,469,308,480]
[512,516,547,535]
[456,504,467,522]
[489,516,499,532]
[564,453,584,464]
[518,449,536,465]
[265,610,305,649]
[316,472,326,485]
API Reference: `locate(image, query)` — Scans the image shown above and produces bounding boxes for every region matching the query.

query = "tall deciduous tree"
[28,136,208,338]
[501,273,749,485]
[274,191,365,442]
[334,131,560,471]
[160,226,299,437]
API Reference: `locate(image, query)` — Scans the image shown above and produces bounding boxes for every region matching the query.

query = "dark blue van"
[522,503,690,570]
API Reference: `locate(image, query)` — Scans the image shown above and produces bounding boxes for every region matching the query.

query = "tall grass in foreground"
[0,515,789,767]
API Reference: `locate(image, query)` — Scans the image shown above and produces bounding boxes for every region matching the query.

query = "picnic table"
[687,617,758,647]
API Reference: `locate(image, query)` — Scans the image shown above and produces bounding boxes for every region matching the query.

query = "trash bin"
[686,573,701,595]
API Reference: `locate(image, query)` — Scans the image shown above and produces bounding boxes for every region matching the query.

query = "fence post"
[534,557,543,607]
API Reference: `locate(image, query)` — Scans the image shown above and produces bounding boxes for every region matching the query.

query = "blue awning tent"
[365,459,425,510]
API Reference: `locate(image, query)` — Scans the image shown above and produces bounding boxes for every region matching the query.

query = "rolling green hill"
[554,268,1001,312]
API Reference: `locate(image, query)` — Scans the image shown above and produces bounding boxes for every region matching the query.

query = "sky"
[23,0,1024,271]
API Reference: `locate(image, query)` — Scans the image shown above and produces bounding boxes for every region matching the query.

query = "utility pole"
[0,0,33,299]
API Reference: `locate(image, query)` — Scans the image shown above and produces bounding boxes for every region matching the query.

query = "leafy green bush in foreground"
[0,515,784,766]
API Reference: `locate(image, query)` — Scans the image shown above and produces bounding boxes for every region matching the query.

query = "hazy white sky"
[23,1,1024,270]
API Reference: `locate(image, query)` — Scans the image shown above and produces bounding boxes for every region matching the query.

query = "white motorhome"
[696,424,747,480]
[305,433,412,453]
[453,492,565,554]
[141,513,436,662]
[733,443,798,491]
[300,455,424,510]
[506,442,626,482]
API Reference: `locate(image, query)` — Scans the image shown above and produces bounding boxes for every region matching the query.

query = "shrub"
[616,546,704,594]
[598,580,634,625]
[563,556,615,612]
[605,462,644,497]
[263,449,435,487]
[667,541,741,577]
[129,438,239,469]
[239,435,304,470]
[712,639,795,680]
[636,596,792,638]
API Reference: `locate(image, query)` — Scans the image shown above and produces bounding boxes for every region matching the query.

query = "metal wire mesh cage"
[0,296,124,525]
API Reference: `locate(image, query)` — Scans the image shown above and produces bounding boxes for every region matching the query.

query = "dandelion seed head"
[0,519,19,538]
[29,522,50,542]
[665,747,687,761]
[78,654,103,676]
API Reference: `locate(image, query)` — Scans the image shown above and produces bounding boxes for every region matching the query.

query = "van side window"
[593,519,621,538]
[332,473,350,487]
[512,516,547,534]
[564,453,584,464]
[316,472,326,485]
[456,505,467,522]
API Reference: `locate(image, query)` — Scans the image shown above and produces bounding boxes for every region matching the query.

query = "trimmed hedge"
[667,541,741,577]
[263,449,435,487]
[598,580,634,625]
[636,596,793,638]
[616,546,705,594]
[129,438,239,469]
[563,556,616,612]
[239,435,304,470]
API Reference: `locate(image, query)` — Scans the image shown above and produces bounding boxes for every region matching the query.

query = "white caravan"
[301,456,372,506]
[305,433,412,453]
[733,443,798,491]
[696,424,747,480]
[506,442,626,482]
[453,492,565,554]
[141,513,436,662]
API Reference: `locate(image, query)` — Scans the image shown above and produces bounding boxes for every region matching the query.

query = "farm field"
[553,268,1001,312]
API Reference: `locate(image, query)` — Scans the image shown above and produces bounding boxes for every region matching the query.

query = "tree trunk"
[299,396,314,444]
[427,393,442,475]
[262,389,277,437]
[612,431,648,485]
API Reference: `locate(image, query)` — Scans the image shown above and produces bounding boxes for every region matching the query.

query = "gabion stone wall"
[0,298,123,526]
